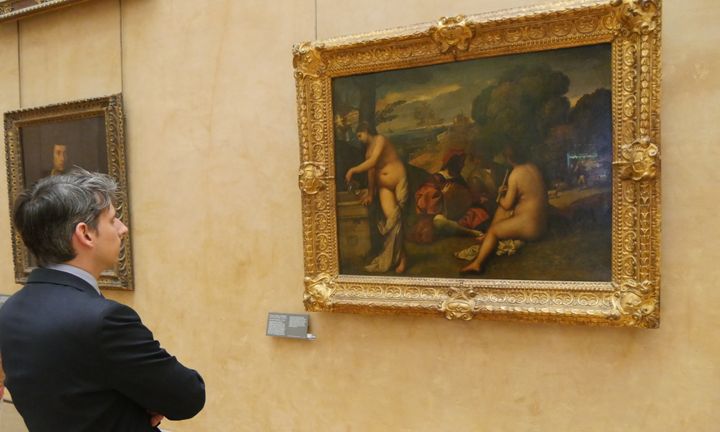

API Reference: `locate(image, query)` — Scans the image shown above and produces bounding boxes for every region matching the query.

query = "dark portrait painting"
[20,115,108,188]
[334,43,612,282]
[5,94,132,289]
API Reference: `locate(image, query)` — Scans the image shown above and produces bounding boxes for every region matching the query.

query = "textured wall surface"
[0,0,719,431]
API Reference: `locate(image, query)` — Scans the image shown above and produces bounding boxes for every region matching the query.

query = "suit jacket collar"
[26,267,101,297]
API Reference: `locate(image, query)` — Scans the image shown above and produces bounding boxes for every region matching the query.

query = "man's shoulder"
[96,299,139,321]
[0,282,131,325]
[56,293,136,323]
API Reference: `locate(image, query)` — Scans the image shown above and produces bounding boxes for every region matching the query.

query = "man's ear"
[74,222,95,248]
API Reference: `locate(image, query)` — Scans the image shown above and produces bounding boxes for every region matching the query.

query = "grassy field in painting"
[340,219,611,282]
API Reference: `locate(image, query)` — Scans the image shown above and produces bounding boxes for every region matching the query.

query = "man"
[0,169,205,431]
[345,122,408,273]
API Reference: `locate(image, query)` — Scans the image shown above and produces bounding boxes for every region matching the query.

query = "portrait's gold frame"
[4,94,133,290]
[0,0,92,23]
[294,0,661,328]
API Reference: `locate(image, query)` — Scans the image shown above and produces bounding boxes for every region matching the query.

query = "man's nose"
[119,221,129,237]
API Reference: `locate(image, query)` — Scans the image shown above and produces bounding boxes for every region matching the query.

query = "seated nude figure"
[345,123,408,273]
[461,144,547,273]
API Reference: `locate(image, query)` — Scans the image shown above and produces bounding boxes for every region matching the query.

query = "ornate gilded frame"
[293,0,661,327]
[4,94,133,290]
[0,0,92,23]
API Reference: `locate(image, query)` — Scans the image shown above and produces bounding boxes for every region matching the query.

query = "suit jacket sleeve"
[99,302,206,420]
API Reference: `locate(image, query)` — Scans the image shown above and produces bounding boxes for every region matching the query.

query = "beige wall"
[0,0,718,431]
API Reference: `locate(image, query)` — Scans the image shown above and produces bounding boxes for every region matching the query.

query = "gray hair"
[13,168,118,266]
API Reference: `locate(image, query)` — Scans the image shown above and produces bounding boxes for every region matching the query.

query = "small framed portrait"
[294,0,662,327]
[4,94,133,290]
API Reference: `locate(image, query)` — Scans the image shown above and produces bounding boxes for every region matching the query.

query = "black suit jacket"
[0,268,205,432]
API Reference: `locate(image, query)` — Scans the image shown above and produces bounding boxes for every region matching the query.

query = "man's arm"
[99,302,205,421]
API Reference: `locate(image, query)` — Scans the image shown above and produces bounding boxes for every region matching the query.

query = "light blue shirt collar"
[44,264,101,296]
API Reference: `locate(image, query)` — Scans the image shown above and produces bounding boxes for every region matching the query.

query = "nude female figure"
[461,144,548,273]
[345,123,408,273]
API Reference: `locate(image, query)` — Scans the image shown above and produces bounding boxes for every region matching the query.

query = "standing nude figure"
[461,144,548,273]
[345,123,408,273]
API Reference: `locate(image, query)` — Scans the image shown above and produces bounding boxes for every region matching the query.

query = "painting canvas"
[20,116,108,187]
[334,44,612,282]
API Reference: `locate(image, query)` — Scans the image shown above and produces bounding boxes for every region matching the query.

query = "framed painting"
[0,0,92,23]
[4,94,133,290]
[294,0,661,327]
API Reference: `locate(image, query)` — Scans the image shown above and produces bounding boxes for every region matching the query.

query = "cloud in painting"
[377,84,462,109]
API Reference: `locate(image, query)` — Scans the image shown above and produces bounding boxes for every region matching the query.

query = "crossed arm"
[99,302,206,422]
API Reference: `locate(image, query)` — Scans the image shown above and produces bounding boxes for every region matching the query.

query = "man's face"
[52,145,67,171]
[93,205,128,271]
[356,131,369,143]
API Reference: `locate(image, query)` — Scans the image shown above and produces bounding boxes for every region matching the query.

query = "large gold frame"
[4,94,133,290]
[293,0,661,327]
[0,0,92,23]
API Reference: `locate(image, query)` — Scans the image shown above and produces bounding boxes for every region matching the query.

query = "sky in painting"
[337,43,611,133]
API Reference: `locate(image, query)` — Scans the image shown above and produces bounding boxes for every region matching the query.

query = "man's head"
[355,122,376,144]
[52,144,67,173]
[13,169,127,270]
